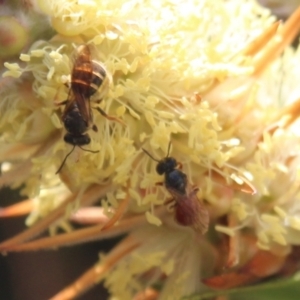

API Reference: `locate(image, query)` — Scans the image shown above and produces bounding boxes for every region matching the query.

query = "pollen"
[145,211,162,226]
[3,62,22,78]
[289,217,300,231]
[215,225,236,237]
[20,54,30,62]
[231,198,249,221]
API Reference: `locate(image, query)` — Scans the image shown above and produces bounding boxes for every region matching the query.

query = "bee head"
[156,157,177,175]
[64,133,91,146]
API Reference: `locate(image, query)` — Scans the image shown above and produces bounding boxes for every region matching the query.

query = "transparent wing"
[173,188,209,234]
[71,45,93,124]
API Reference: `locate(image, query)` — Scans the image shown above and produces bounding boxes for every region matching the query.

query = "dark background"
[0,187,119,300]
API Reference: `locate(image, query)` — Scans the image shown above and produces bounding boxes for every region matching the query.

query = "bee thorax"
[165,169,187,195]
[63,107,89,136]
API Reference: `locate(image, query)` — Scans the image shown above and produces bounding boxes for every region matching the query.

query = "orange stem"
[242,21,280,57]
[0,211,158,252]
[253,6,300,76]
[50,236,139,300]
[0,184,112,249]
[0,199,34,217]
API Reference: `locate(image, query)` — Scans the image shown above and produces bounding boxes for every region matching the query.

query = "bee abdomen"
[71,61,108,97]
[88,61,107,97]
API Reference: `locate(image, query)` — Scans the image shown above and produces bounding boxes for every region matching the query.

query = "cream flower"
[1,0,300,299]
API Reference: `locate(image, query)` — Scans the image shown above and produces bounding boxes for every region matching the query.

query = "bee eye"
[156,163,165,175]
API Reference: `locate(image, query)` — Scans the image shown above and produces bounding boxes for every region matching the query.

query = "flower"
[1,0,300,299]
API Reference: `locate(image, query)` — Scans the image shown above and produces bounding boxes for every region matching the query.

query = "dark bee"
[56,45,120,174]
[143,142,209,234]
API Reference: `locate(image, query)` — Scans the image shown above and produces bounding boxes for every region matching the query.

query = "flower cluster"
[1,0,300,299]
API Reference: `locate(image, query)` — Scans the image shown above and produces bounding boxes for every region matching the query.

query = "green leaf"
[183,272,300,300]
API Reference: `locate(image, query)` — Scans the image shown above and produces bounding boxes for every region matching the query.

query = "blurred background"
[0,187,122,299]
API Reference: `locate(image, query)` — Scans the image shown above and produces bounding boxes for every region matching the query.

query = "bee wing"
[62,91,75,119]
[71,45,93,124]
[74,92,93,125]
[172,188,209,234]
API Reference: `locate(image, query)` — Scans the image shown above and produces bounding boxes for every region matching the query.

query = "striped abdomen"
[71,59,109,99]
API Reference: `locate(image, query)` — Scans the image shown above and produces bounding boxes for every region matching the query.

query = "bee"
[56,45,121,174]
[142,142,209,234]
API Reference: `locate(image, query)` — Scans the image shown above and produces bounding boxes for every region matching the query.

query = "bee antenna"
[56,145,76,174]
[78,146,99,153]
[166,141,172,157]
[142,148,160,162]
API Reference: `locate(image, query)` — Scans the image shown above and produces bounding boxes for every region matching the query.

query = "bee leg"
[191,187,199,193]
[155,182,176,209]
[164,197,174,205]
[177,162,183,169]
[164,197,176,211]
[189,187,200,200]
[55,99,69,106]
[94,107,126,126]
[92,124,98,132]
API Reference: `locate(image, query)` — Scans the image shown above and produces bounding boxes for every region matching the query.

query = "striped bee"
[56,45,117,173]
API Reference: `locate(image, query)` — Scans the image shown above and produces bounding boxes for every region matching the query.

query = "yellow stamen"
[101,186,130,230]
[0,131,60,188]
[225,214,240,268]
[210,169,256,195]
[276,97,300,129]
